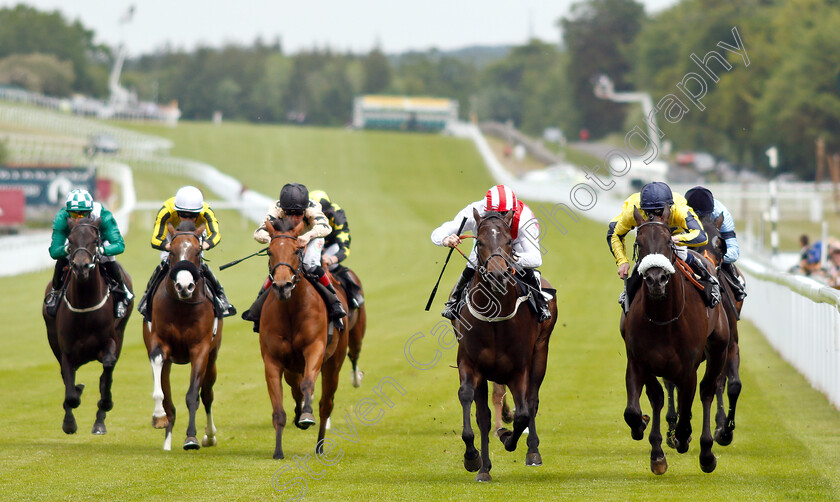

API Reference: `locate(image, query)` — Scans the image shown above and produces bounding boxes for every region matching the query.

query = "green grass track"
[1,121,839,501]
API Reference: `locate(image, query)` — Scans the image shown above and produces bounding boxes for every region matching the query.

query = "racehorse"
[259,218,351,459]
[454,209,557,482]
[42,217,133,435]
[665,213,744,448]
[620,206,729,474]
[142,221,221,451]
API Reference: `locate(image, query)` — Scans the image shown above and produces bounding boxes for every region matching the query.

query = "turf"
[2,121,840,501]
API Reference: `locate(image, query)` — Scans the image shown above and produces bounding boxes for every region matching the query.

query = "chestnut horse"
[620,206,729,474]
[260,218,352,459]
[43,217,132,435]
[666,213,745,448]
[454,209,557,482]
[142,221,221,451]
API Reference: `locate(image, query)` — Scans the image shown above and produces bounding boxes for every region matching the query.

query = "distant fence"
[740,258,840,409]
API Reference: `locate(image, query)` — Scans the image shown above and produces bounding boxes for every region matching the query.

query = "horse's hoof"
[630,414,649,441]
[351,370,364,388]
[91,423,107,435]
[273,449,285,460]
[298,413,315,429]
[62,419,77,435]
[202,435,217,447]
[497,428,512,445]
[700,453,717,473]
[152,415,169,429]
[675,436,691,454]
[666,431,676,449]
[651,456,668,475]
[464,452,481,472]
[714,427,733,446]
[526,452,542,466]
[476,472,492,482]
[183,437,200,450]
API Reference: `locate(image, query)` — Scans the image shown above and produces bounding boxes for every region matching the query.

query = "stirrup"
[115,300,127,319]
[537,306,552,323]
[442,299,458,320]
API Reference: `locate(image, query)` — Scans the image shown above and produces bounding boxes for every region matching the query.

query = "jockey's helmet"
[65,189,94,214]
[684,186,714,217]
[174,185,204,214]
[485,184,518,212]
[279,183,309,215]
[639,182,673,211]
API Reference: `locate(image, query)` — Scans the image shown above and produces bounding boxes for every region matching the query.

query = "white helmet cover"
[174,185,204,213]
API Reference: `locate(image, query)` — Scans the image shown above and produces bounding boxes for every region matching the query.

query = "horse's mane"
[177,220,197,232]
[268,216,297,232]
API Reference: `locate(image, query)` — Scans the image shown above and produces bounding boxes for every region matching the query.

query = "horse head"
[473,207,515,296]
[166,221,205,301]
[67,217,101,282]
[266,217,305,300]
[699,213,726,268]
[633,205,676,300]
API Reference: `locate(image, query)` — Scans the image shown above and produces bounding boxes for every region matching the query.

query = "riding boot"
[44,257,69,317]
[619,266,642,314]
[689,257,721,308]
[138,262,168,322]
[722,262,747,301]
[523,268,551,323]
[336,267,365,308]
[102,261,132,319]
[442,267,476,320]
[241,278,271,333]
[201,262,236,317]
[306,270,347,330]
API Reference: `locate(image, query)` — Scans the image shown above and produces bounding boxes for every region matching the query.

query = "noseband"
[269,234,303,283]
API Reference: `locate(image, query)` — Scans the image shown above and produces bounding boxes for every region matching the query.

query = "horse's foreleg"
[525,333,550,466]
[92,339,118,435]
[474,379,492,482]
[645,375,667,475]
[285,372,305,429]
[500,372,530,453]
[624,359,648,441]
[316,352,342,455]
[201,350,218,447]
[458,367,480,474]
[716,340,741,447]
[699,320,729,473]
[60,354,82,434]
[265,358,286,459]
[298,344,324,428]
[665,380,677,449]
[183,350,209,450]
[149,346,169,428]
[161,359,175,451]
[674,375,697,455]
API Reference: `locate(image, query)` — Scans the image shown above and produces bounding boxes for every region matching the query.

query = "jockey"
[684,186,747,301]
[608,181,720,312]
[310,189,364,308]
[137,185,235,321]
[241,183,347,331]
[44,188,133,318]
[430,184,551,323]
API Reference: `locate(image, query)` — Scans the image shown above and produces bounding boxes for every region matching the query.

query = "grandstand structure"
[352,95,458,132]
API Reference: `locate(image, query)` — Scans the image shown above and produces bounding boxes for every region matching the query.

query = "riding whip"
[219,246,269,270]
[425,216,468,311]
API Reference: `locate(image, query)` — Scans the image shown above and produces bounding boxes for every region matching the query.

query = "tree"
[560,0,645,138]
[362,47,391,94]
[0,53,75,96]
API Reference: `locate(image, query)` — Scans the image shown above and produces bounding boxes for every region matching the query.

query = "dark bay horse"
[260,218,351,459]
[620,206,729,474]
[454,209,557,482]
[666,213,745,447]
[42,217,133,434]
[142,221,221,451]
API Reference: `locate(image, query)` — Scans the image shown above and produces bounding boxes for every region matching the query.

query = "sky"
[0,0,679,56]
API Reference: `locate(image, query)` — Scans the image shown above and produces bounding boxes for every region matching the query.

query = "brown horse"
[666,213,745,447]
[142,221,221,451]
[620,206,729,474]
[259,218,351,459]
[454,209,557,482]
[43,217,133,435]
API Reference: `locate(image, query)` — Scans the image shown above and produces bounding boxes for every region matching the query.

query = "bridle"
[68,223,101,270]
[269,233,303,284]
